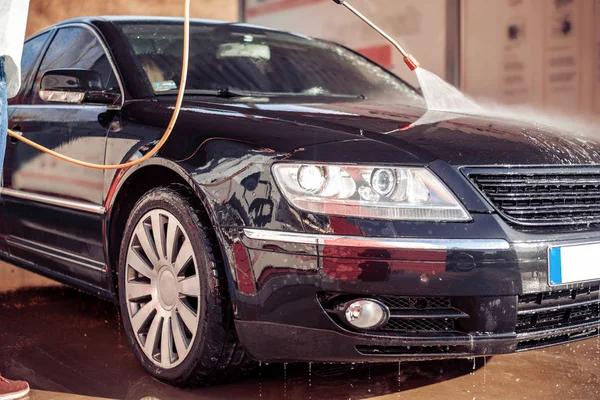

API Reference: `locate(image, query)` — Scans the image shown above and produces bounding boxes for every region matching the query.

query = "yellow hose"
[5,0,191,170]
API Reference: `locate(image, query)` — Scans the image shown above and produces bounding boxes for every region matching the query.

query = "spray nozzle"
[332,0,420,72]
[404,54,420,71]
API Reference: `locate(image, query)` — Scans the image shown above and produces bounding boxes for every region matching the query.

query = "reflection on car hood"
[183,99,600,166]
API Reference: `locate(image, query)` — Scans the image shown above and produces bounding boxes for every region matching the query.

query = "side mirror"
[39,69,121,105]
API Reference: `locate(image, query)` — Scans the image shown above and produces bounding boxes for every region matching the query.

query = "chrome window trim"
[0,188,106,215]
[243,228,510,251]
[37,22,126,108]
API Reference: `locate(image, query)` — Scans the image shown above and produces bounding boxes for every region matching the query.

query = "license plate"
[548,242,600,285]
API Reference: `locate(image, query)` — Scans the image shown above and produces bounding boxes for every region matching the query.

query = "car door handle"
[9,127,22,144]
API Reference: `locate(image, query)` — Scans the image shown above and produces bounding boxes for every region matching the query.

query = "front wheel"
[118,186,252,386]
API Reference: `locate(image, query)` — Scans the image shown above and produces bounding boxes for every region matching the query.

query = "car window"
[32,26,120,104]
[7,31,51,106]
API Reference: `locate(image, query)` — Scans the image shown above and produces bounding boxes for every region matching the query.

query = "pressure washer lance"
[332,0,420,71]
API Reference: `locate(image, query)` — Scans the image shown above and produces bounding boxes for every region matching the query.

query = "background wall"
[25,0,238,37]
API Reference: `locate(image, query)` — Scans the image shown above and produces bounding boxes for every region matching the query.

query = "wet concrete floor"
[1,263,600,400]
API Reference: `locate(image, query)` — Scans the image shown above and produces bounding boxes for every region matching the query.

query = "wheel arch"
[104,159,230,297]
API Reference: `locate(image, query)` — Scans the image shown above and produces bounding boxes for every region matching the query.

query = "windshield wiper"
[156,87,256,97]
[156,88,365,99]
[216,87,256,98]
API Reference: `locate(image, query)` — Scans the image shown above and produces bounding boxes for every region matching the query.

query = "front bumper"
[235,320,600,362]
[226,215,600,362]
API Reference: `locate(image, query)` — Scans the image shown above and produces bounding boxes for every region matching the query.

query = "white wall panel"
[542,0,582,111]
[461,0,544,106]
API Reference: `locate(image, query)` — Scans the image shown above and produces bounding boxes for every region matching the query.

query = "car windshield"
[117,21,423,102]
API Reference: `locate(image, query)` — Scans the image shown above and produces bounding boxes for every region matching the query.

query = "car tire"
[118,185,253,386]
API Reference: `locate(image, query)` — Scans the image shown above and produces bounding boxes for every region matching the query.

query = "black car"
[6,16,600,386]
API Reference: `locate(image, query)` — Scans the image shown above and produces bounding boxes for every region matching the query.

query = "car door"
[4,24,124,289]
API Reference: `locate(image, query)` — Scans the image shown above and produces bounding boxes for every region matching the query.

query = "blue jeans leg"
[0,57,7,182]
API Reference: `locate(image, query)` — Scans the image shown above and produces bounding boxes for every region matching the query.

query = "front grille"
[356,344,468,356]
[319,293,468,334]
[373,295,451,310]
[381,318,455,332]
[516,286,600,333]
[468,170,600,226]
[517,327,600,351]
[375,295,456,333]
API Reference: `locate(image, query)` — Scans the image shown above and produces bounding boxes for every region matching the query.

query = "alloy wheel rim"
[125,209,200,369]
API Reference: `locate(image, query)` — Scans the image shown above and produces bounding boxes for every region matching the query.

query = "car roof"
[56,16,228,26]
[52,16,308,37]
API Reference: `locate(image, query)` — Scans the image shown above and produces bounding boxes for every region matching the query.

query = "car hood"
[182,98,600,166]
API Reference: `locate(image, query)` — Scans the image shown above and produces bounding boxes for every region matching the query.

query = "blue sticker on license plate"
[549,243,600,285]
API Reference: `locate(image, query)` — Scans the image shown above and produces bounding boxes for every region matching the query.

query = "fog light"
[344,299,389,330]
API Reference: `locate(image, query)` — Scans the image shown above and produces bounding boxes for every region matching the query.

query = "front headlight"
[272,163,471,221]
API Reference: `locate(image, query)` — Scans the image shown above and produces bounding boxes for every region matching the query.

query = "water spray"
[332,0,420,71]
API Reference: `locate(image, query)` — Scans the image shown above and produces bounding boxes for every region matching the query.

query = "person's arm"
[0,0,31,98]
